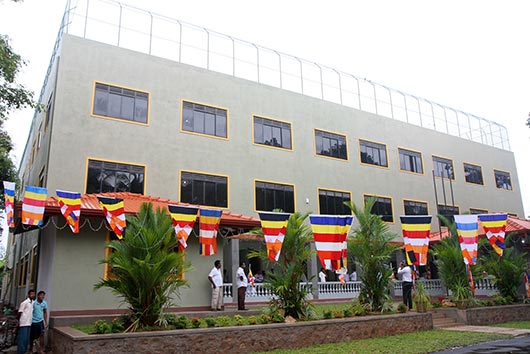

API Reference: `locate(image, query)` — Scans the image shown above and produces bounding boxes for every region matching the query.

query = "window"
[93,82,149,123]
[469,208,488,215]
[403,200,428,215]
[494,170,512,190]
[17,254,29,287]
[360,140,387,167]
[364,195,393,222]
[44,94,53,130]
[181,171,228,208]
[30,247,38,286]
[464,163,483,185]
[86,159,145,194]
[182,101,227,138]
[315,130,347,160]
[399,148,423,174]
[437,204,460,226]
[255,181,295,213]
[254,116,292,149]
[433,156,454,179]
[318,189,351,215]
[38,167,46,187]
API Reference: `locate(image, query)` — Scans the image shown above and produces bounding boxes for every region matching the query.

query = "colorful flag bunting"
[248,267,255,286]
[21,186,47,226]
[478,214,507,256]
[199,208,222,256]
[309,215,353,270]
[56,190,81,234]
[97,196,126,239]
[3,181,15,228]
[258,212,290,261]
[454,214,479,265]
[466,264,476,295]
[400,215,432,266]
[168,204,198,251]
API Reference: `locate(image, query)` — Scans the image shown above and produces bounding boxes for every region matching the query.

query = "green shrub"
[323,310,333,319]
[215,316,232,327]
[205,317,216,328]
[247,315,258,325]
[233,314,245,326]
[397,303,408,313]
[94,320,112,334]
[191,317,202,328]
[343,308,354,317]
[110,318,124,333]
[258,314,272,324]
[173,315,190,329]
[332,310,344,318]
[272,313,285,323]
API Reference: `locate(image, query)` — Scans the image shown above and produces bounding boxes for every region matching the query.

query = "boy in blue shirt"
[29,291,48,354]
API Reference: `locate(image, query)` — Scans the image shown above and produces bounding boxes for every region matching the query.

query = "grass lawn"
[255,330,510,354]
[492,320,530,329]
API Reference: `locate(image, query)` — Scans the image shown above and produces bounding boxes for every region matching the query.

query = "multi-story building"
[5,1,524,314]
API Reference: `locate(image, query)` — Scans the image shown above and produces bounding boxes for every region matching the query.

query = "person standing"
[236,262,248,310]
[318,267,327,283]
[29,291,48,354]
[17,289,35,354]
[208,260,223,311]
[398,261,413,310]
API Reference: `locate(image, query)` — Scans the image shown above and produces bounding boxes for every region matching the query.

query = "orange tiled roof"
[20,192,260,228]
[429,215,530,243]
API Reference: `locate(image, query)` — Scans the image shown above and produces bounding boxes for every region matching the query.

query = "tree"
[249,212,315,319]
[346,197,399,312]
[95,203,189,331]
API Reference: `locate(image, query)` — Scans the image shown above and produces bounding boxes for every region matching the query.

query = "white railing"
[223,279,497,303]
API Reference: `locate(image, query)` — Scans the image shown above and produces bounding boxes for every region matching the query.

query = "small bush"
[332,310,344,318]
[323,310,333,319]
[234,314,245,326]
[204,317,216,328]
[272,313,285,323]
[110,318,124,333]
[174,315,190,329]
[94,320,112,334]
[397,303,408,313]
[258,314,272,324]
[191,317,202,328]
[351,302,369,316]
[215,316,232,327]
[247,315,258,325]
[343,308,353,317]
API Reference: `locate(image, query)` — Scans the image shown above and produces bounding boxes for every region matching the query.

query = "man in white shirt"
[17,289,36,354]
[397,261,413,309]
[318,268,327,283]
[208,260,224,311]
[236,262,248,310]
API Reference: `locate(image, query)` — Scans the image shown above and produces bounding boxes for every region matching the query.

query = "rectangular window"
[469,208,488,215]
[433,156,454,179]
[44,94,53,130]
[254,116,292,149]
[255,181,295,213]
[399,148,423,174]
[315,130,347,160]
[464,163,483,185]
[17,254,29,287]
[494,170,512,190]
[318,189,351,215]
[93,82,148,123]
[182,101,227,138]
[38,167,46,187]
[364,195,393,222]
[403,200,428,215]
[181,171,228,208]
[86,159,145,194]
[30,247,38,286]
[437,204,460,226]
[360,140,387,167]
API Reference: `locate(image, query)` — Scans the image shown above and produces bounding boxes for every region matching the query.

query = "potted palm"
[413,280,430,312]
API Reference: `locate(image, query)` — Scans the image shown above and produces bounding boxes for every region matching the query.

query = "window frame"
[463,162,484,186]
[85,157,146,195]
[363,194,394,223]
[359,139,389,168]
[254,179,296,213]
[403,199,429,216]
[252,115,293,150]
[493,169,513,191]
[432,155,455,180]
[91,81,150,125]
[181,99,229,140]
[179,170,229,209]
[398,147,424,175]
[469,208,488,215]
[314,129,348,161]
[317,188,352,215]
[437,204,460,226]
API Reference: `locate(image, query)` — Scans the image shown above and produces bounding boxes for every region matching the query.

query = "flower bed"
[52,312,432,354]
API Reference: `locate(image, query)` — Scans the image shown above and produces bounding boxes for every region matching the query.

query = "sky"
[0,0,529,224]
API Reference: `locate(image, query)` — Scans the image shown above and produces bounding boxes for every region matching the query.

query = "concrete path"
[441,325,530,337]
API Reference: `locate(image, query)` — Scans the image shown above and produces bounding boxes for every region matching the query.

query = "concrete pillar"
[230,238,240,304]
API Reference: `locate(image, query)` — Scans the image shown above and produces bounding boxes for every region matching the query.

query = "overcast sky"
[1,0,529,220]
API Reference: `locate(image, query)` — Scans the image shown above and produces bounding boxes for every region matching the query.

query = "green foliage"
[247,315,258,325]
[233,314,245,326]
[350,299,369,316]
[258,314,272,324]
[413,280,431,311]
[322,310,333,319]
[94,320,112,334]
[204,317,216,328]
[94,203,189,331]
[345,198,399,312]
[343,308,353,317]
[248,212,315,319]
[191,317,201,328]
[397,302,408,313]
[215,316,232,327]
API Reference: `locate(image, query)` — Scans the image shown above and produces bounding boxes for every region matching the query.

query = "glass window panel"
[263,125,272,145]
[204,181,216,206]
[272,126,282,147]
[121,95,135,121]
[193,111,205,133]
[86,159,144,194]
[181,178,193,203]
[433,157,454,179]
[282,127,291,149]
[204,112,215,136]
[216,115,227,138]
[183,106,194,131]
[94,89,108,116]
[135,96,148,123]
[494,170,512,190]
[108,93,122,118]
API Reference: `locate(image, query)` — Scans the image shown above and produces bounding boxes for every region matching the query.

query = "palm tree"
[95,202,189,331]
[346,197,399,312]
[249,212,314,319]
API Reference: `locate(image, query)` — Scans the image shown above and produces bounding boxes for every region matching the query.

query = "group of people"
[17,289,48,354]
[318,268,357,283]
[207,260,250,311]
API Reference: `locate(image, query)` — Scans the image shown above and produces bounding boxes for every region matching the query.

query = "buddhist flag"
[56,190,81,234]
[22,186,47,226]
[478,214,507,256]
[309,215,353,271]
[168,204,198,251]
[400,215,432,266]
[248,267,255,286]
[454,214,478,265]
[258,212,290,261]
[199,208,222,256]
[3,181,15,228]
[97,196,126,239]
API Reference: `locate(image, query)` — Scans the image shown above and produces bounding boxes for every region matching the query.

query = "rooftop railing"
[30,0,511,157]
